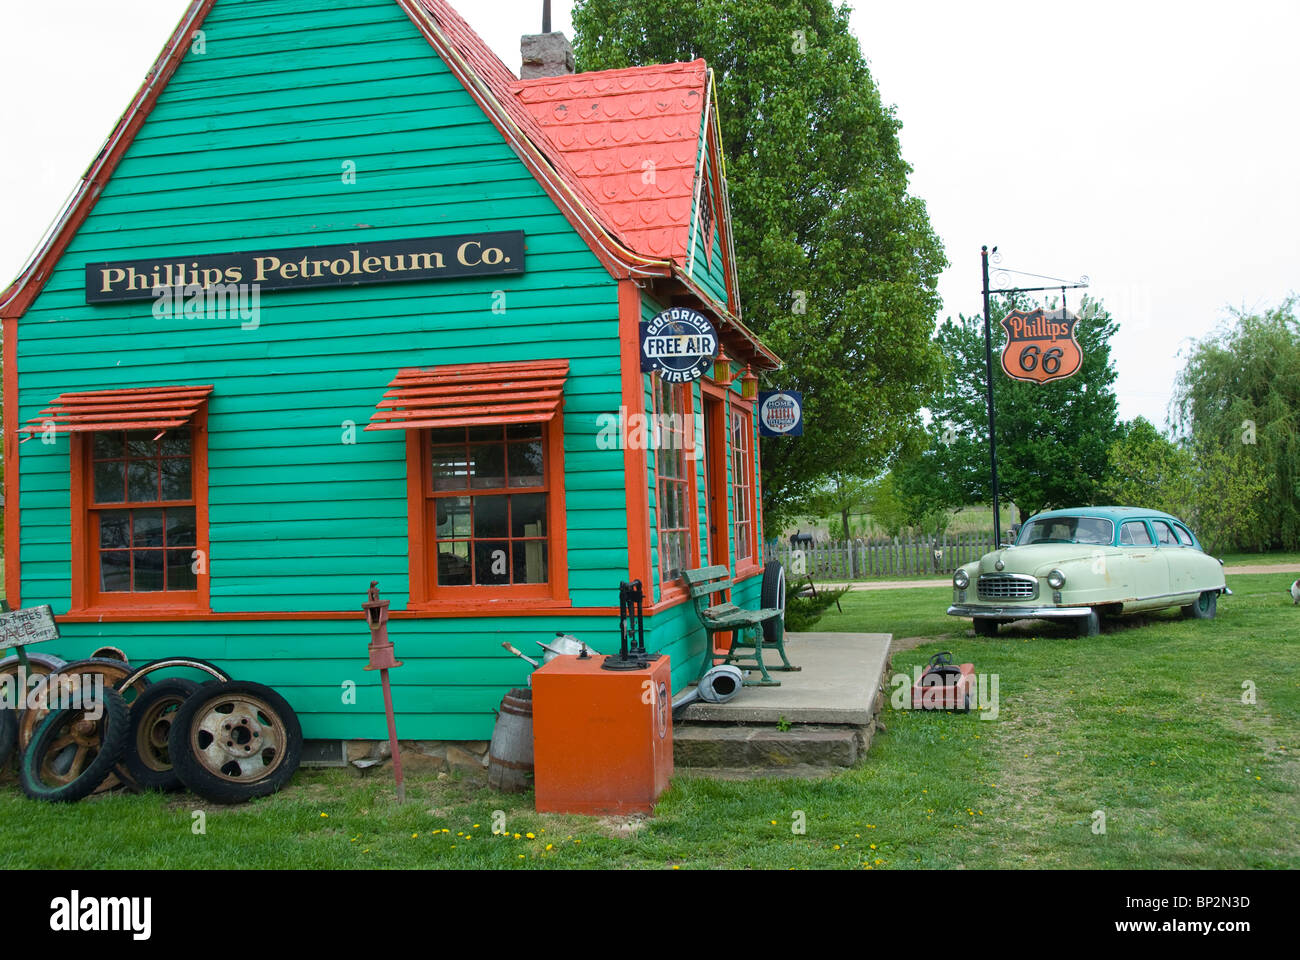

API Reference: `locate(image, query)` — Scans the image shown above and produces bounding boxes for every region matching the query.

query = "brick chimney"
[521,33,575,79]
[521,0,574,79]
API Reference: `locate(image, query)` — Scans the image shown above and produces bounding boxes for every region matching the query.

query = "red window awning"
[22,384,213,436]
[367,359,569,432]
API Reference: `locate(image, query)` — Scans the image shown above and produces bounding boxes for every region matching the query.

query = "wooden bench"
[682,565,799,686]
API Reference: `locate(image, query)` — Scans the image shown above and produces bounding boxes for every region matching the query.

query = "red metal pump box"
[531,654,673,815]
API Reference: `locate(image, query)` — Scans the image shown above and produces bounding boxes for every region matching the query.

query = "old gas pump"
[362,581,405,803]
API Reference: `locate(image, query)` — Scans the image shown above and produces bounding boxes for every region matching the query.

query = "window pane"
[134,509,165,547]
[474,541,510,585]
[473,496,508,539]
[429,427,465,445]
[160,457,192,501]
[127,461,158,502]
[469,443,505,489]
[467,426,503,443]
[99,511,130,549]
[507,423,542,441]
[94,461,126,503]
[436,497,472,539]
[511,494,547,538]
[100,551,131,591]
[133,551,165,591]
[127,434,156,458]
[508,441,544,487]
[514,541,547,584]
[437,541,471,585]
[158,430,192,457]
[431,446,469,491]
[94,433,125,459]
[167,507,197,547]
[166,549,197,591]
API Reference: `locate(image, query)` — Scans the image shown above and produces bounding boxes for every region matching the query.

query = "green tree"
[1102,417,1195,516]
[1171,299,1300,549]
[895,295,1122,522]
[571,0,946,529]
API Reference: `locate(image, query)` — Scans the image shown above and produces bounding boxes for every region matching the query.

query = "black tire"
[973,619,999,637]
[761,561,787,644]
[169,680,303,804]
[0,707,16,769]
[1076,608,1101,637]
[124,678,200,791]
[19,688,129,803]
[1181,591,1217,620]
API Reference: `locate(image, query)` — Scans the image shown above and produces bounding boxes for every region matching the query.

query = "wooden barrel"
[488,688,534,793]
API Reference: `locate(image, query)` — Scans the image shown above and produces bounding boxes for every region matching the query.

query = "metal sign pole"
[980,246,1002,548]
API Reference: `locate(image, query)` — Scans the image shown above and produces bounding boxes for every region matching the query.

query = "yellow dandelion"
[320,813,329,818]
[870,844,876,850]
[546,844,554,851]
[833,844,841,850]
[518,854,525,859]
[473,824,480,829]
[526,832,536,839]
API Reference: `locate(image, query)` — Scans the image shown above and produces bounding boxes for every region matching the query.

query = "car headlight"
[953,569,969,589]
[1047,569,1066,590]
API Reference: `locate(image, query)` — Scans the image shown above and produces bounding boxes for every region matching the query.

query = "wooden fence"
[764,533,998,581]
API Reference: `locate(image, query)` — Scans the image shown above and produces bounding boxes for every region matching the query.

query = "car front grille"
[977,574,1039,601]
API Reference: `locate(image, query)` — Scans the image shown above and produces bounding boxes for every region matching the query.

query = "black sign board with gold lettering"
[85,231,526,303]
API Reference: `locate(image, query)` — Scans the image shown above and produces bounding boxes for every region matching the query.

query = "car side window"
[1152,520,1178,546]
[1172,523,1195,546]
[1120,521,1153,546]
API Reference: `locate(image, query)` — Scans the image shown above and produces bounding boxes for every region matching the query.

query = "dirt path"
[822,562,1300,592]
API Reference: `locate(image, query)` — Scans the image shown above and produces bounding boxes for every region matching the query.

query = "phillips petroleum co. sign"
[84,231,526,304]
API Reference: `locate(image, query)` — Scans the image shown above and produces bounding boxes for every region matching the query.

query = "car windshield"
[1018,516,1114,546]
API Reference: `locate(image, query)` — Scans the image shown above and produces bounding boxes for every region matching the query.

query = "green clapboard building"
[1,0,781,741]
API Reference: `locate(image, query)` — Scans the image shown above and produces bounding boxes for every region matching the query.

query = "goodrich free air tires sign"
[639,308,719,383]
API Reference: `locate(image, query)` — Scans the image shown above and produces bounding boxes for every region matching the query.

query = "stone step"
[673,723,865,770]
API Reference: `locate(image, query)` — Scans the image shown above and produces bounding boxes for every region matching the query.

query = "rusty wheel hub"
[191,695,285,782]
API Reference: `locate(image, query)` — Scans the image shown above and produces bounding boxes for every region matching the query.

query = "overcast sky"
[2,1,1296,430]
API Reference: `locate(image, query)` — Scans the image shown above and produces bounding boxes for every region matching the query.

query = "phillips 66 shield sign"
[999,308,1083,384]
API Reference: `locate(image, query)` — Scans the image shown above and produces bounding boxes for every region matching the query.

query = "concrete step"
[675,764,839,781]
[673,723,864,770]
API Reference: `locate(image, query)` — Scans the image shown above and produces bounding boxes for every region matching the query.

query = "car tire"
[19,688,130,803]
[0,707,16,770]
[1182,591,1217,620]
[124,678,200,791]
[760,561,786,644]
[973,619,998,637]
[169,681,303,804]
[1076,608,1101,637]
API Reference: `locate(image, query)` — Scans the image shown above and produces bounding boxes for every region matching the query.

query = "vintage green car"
[947,506,1229,637]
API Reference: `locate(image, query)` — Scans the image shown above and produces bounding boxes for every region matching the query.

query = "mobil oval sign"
[639,308,718,384]
[759,390,803,437]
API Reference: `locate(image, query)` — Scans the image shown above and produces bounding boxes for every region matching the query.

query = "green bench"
[682,565,799,686]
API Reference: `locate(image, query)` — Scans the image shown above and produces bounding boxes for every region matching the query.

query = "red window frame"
[70,407,210,613]
[652,378,698,596]
[406,417,569,611]
[730,404,759,573]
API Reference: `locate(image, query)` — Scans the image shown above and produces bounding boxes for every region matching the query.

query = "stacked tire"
[167,681,303,804]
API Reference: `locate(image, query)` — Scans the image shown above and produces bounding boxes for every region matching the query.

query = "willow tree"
[571,0,946,528]
[1172,299,1300,549]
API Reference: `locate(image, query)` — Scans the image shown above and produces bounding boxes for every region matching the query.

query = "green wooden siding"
[11,0,764,738]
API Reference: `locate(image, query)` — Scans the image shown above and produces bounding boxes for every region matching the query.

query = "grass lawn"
[1,574,1296,869]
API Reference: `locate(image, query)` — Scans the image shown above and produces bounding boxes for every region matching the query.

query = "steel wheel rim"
[189,694,287,783]
[36,710,102,787]
[136,695,187,772]
[17,662,145,751]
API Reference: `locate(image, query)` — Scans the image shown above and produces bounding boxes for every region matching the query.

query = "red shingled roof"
[416,0,708,267]
[511,62,709,264]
